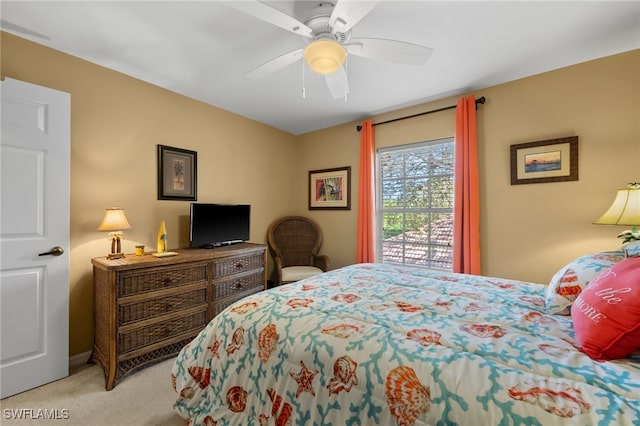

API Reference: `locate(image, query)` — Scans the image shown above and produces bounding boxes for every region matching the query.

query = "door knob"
[38,246,64,256]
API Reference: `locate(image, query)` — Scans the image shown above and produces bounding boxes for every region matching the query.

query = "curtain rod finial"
[356,124,362,132]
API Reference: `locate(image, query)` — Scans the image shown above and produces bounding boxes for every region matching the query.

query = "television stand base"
[200,240,244,249]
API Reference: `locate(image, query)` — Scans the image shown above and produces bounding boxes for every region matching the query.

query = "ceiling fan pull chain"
[344,56,349,102]
[302,60,306,99]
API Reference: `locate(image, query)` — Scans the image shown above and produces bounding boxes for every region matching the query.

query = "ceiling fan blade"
[329,1,380,33]
[346,38,433,66]
[0,19,50,40]
[325,67,349,100]
[228,1,312,38]
[247,48,304,79]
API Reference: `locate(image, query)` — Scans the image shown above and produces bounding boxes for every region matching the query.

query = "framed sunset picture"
[510,136,578,185]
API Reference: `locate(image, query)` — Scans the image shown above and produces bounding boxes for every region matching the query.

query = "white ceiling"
[2,1,639,135]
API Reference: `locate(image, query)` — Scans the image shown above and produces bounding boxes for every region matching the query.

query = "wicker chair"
[267,216,330,285]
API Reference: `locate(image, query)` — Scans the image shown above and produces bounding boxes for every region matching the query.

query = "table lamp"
[97,207,132,259]
[594,183,640,243]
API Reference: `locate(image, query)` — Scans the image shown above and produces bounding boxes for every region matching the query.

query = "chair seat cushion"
[282,266,324,283]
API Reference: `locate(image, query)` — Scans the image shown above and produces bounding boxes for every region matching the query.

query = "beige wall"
[2,32,298,356]
[298,49,640,284]
[3,32,638,356]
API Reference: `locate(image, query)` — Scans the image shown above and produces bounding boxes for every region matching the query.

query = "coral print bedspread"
[171,263,640,425]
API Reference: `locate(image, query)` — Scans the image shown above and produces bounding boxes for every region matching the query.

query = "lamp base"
[107,252,125,260]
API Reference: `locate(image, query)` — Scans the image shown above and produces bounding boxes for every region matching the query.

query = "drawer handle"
[235,263,244,269]
[233,283,244,290]
[163,277,174,285]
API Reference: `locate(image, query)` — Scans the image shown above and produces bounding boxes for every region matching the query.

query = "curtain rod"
[356,96,486,132]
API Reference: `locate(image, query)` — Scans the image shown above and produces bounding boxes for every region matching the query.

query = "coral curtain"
[356,120,376,263]
[453,95,481,274]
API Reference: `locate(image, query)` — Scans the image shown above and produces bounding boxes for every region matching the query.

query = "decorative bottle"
[157,220,167,253]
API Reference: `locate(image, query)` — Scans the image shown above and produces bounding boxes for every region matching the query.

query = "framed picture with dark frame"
[157,144,197,200]
[309,166,351,210]
[510,136,578,185]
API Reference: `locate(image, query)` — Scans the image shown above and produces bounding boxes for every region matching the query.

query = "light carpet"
[1,358,184,426]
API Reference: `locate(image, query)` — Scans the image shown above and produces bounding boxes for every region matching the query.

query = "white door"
[1,77,70,398]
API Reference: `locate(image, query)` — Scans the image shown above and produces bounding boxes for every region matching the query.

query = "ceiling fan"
[230,1,433,99]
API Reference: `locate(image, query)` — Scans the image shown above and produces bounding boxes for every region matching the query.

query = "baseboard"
[69,350,91,368]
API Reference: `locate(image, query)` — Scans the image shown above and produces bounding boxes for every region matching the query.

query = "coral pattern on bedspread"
[171,263,640,426]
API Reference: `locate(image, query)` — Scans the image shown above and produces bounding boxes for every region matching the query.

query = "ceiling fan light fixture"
[303,39,346,74]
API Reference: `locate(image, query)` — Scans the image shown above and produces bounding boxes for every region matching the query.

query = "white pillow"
[545,251,626,314]
[623,240,640,258]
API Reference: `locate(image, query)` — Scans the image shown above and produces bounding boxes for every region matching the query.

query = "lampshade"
[594,184,640,226]
[303,39,346,74]
[97,207,132,231]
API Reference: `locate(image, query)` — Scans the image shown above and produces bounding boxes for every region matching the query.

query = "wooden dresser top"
[91,242,266,271]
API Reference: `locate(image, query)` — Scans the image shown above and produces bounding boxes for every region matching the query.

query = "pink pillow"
[571,257,640,360]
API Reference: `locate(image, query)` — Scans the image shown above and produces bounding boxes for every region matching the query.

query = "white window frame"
[375,137,455,270]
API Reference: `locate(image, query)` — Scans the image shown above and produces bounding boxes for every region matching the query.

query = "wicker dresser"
[90,243,266,390]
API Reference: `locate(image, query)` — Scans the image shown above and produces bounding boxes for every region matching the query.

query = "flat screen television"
[189,203,251,248]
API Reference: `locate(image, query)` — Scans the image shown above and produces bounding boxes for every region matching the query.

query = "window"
[376,138,454,270]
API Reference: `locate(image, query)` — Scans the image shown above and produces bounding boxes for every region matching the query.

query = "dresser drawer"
[213,253,263,278]
[117,263,208,297]
[118,286,207,325]
[118,308,207,354]
[211,286,263,318]
[213,270,263,299]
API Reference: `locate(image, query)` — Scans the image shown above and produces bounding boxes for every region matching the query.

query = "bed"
[171,262,640,425]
